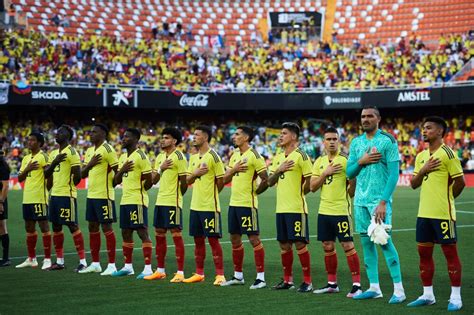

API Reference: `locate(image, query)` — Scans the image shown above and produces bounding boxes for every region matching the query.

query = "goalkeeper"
[346,106,406,304]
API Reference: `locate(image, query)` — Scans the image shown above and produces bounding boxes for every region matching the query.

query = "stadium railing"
[5,79,474,93]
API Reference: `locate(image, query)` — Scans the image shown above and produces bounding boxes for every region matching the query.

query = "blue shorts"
[189,210,222,238]
[154,205,183,230]
[49,196,78,225]
[0,199,7,220]
[228,206,260,235]
[120,205,148,229]
[317,214,353,242]
[354,203,392,233]
[276,213,309,243]
[86,198,116,223]
[416,217,457,244]
[23,203,48,221]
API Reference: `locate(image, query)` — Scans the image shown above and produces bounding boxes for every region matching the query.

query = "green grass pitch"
[1,187,473,314]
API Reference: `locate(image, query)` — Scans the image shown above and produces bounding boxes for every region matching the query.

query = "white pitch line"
[9,224,474,261]
[456,201,474,205]
[457,211,474,214]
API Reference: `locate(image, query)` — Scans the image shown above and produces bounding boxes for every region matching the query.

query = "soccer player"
[78,124,119,276]
[144,128,188,283]
[182,125,226,286]
[44,125,86,272]
[112,128,154,279]
[221,126,269,289]
[346,106,406,303]
[0,150,10,267]
[15,132,52,270]
[268,122,313,293]
[408,116,465,311]
[310,127,362,297]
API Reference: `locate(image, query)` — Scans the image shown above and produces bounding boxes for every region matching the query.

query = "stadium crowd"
[1,29,472,91]
[1,114,473,176]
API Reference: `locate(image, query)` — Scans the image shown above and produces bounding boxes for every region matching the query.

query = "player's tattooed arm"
[303,175,311,195]
[348,179,356,198]
[255,170,269,195]
[268,160,294,186]
[143,172,153,190]
[179,174,188,195]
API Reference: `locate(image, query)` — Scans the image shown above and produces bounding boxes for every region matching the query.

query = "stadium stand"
[1,29,471,90]
[9,0,474,45]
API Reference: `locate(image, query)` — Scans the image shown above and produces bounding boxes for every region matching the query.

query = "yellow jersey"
[19,151,49,204]
[188,149,225,212]
[154,149,188,208]
[414,144,464,221]
[228,148,267,208]
[269,148,312,213]
[312,152,351,216]
[84,142,118,200]
[119,149,152,207]
[50,145,81,198]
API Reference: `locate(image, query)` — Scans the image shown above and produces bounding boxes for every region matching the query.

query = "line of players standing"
[7,108,465,310]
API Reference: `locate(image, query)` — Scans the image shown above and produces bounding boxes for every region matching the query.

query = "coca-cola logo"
[179,94,209,107]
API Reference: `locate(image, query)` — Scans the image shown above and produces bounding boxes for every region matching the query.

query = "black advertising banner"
[269,12,322,28]
[105,88,136,108]
[363,88,443,108]
[5,84,474,110]
[8,86,103,107]
[138,91,252,110]
[322,92,362,109]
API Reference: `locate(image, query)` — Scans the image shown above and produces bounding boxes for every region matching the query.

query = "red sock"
[253,241,265,273]
[298,246,312,284]
[281,249,293,283]
[142,241,152,265]
[26,232,38,259]
[155,232,167,268]
[418,243,435,286]
[208,237,224,276]
[441,244,462,286]
[53,231,64,259]
[172,231,185,272]
[123,242,134,264]
[194,236,206,275]
[72,230,85,260]
[89,231,101,263]
[104,230,116,263]
[232,242,244,273]
[345,247,361,284]
[324,249,337,283]
[42,232,51,259]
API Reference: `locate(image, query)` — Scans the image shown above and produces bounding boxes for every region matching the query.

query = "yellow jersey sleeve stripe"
[70,163,80,166]
[209,150,220,163]
[441,146,455,159]
[251,149,262,159]
[256,167,266,174]
[110,162,118,167]
[303,172,311,177]
[142,170,152,174]
[174,151,184,160]
[450,172,463,178]
[215,174,224,178]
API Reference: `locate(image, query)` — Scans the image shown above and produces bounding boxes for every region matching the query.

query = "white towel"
[367,217,392,245]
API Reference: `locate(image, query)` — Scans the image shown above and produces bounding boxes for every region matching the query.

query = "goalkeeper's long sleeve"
[381,161,399,202]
